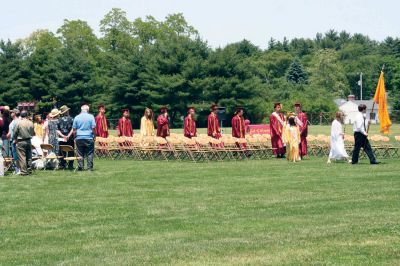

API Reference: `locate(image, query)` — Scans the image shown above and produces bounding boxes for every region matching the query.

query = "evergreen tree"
[1,8,400,124]
[286,58,308,83]
[0,40,30,105]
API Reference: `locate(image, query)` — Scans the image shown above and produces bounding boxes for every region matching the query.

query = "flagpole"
[367,104,375,134]
[367,64,385,133]
[360,72,363,100]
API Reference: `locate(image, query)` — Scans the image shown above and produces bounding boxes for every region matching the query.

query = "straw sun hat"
[49,108,61,118]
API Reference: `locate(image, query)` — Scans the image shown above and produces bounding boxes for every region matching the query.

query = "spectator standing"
[57,105,74,170]
[47,109,60,154]
[7,109,21,174]
[72,105,96,171]
[13,110,34,175]
[1,107,11,157]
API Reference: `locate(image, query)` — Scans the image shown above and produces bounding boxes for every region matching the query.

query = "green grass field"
[1,156,400,265]
[1,124,400,265]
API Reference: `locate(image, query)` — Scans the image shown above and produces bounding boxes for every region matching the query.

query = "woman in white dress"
[328,111,351,163]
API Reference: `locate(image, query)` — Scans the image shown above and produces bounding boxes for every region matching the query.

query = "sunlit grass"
[1,156,399,265]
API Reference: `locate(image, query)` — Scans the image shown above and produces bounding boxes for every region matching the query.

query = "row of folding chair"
[94,135,276,162]
[94,133,400,162]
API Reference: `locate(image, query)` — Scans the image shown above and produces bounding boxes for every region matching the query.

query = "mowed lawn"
[1,156,399,265]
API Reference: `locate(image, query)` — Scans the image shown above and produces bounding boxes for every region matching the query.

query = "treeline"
[1,8,400,127]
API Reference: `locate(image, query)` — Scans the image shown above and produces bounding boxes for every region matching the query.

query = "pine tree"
[286,58,308,84]
[0,40,30,105]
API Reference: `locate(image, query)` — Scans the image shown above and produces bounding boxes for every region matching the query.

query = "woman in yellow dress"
[33,115,44,139]
[140,108,155,136]
[284,113,301,162]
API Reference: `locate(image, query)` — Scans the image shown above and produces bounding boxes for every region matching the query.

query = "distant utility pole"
[357,72,363,100]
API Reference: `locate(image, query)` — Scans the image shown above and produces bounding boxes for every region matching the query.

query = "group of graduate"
[94,104,221,139]
[269,102,308,162]
[95,102,309,162]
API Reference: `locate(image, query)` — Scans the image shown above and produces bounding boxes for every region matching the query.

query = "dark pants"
[352,132,377,164]
[16,140,32,175]
[76,139,94,170]
[59,138,74,169]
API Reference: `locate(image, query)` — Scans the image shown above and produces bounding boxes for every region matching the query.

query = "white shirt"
[353,112,367,136]
[8,118,20,139]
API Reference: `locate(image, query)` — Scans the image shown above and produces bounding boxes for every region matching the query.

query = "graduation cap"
[122,108,130,113]
[160,106,168,113]
[210,104,218,110]
[294,102,302,107]
[234,106,244,114]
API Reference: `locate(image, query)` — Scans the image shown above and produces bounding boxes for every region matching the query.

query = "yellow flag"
[373,71,392,134]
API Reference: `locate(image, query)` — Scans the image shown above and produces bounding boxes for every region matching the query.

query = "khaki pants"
[16,140,32,175]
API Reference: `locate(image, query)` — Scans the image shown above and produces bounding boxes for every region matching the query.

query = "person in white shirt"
[328,111,351,163]
[351,104,379,164]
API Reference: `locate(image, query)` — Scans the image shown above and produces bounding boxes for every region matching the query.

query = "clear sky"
[1,0,399,48]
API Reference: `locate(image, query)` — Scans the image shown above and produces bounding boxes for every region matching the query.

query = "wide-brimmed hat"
[59,105,70,114]
[11,108,20,115]
[49,108,61,118]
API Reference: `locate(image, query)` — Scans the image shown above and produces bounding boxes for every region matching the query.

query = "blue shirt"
[72,112,96,140]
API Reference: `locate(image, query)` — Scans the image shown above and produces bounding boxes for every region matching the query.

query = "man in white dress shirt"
[351,104,379,164]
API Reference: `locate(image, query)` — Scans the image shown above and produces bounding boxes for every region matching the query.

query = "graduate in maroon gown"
[294,102,308,158]
[117,109,133,137]
[232,106,246,149]
[184,107,197,138]
[207,104,221,139]
[95,104,108,138]
[157,107,170,138]
[232,107,245,138]
[270,102,286,158]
